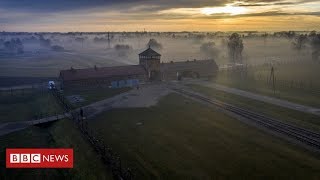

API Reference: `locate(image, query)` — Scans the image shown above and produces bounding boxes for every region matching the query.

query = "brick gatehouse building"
[59,47,218,89]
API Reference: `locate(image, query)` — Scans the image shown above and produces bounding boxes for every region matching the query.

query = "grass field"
[0,119,113,180]
[215,61,320,107]
[0,86,130,123]
[188,84,320,132]
[89,93,320,179]
[64,87,131,108]
[0,89,63,123]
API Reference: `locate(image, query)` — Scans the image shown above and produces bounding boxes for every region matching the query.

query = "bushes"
[3,38,24,54]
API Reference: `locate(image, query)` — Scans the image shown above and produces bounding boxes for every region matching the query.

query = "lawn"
[0,119,113,180]
[215,61,320,107]
[89,93,320,179]
[188,84,320,132]
[64,87,131,108]
[0,89,63,123]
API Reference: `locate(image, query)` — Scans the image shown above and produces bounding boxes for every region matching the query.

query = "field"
[0,77,56,87]
[0,89,63,123]
[215,61,320,107]
[0,86,130,124]
[188,84,320,132]
[0,35,310,78]
[89,93,320,179]
[0,119,113,180]
[1,32,320,179]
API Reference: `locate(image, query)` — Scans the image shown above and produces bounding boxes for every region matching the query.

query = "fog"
[0,32,318,77]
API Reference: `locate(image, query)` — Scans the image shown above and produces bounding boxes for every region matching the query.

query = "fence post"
[118,156,122,175]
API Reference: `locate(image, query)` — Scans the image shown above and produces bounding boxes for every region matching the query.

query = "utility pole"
[107,31,110,49]
[269,66,276,95]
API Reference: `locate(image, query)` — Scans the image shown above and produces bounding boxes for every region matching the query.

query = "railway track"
[172,88,320,151]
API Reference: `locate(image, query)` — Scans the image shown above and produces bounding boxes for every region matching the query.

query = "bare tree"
[227,33,244,64]
[114,44,132,57]
[310,33,320,61]
[39,35,51,48]
[3,38,24,54]
[147,39,162,50]
[262,33,268,46]
[200,42,219,59]
[292,34,308,51]
[309,30,317,38]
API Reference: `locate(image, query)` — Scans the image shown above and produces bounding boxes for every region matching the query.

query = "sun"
[201,5,247,15]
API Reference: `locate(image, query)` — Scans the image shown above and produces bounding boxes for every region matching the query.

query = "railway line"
[172,88,320,151]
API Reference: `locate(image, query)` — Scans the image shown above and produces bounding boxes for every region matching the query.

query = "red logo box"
[6,148,73,168]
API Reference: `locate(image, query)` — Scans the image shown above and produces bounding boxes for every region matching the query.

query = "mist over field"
[0,31,318,77]
[1,0,320,178]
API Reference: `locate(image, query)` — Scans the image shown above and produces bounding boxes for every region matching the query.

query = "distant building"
[59,47,218,89]
[59,65,146,89]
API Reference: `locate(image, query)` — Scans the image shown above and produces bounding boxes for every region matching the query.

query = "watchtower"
[139,47,161,80]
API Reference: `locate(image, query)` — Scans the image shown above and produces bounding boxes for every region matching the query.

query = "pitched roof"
[60,65,146,81]
[160,59,218,74]
[139,47,161,57]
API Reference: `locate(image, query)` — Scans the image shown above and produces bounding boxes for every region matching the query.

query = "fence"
[29,113,65,126]
[51,90,133,180]
[218,64,320,96]
[0,85,48,96]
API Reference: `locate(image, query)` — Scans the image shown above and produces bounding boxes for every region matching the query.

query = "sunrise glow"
[0,0,319,31]
[201,5,248,15]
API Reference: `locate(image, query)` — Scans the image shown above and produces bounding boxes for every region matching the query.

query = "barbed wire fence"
[51,89,133,180]
[218,63,320,96]
[0,86,66,124]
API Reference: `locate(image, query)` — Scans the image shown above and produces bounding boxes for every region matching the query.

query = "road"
[187,80,320,116]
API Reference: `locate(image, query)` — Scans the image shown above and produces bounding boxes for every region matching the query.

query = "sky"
[0,0,320,32]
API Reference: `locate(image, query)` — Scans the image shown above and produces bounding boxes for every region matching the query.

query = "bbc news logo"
[6,148,73,168]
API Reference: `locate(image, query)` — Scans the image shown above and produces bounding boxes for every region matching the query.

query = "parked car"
[48,81,56,90]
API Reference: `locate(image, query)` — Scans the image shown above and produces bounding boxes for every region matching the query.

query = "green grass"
[215,61,320,107]
[0,119,113,180]
[0,89,63,123]
[64,87,131,108]
[188,84,320,132]
[89,93,320,179]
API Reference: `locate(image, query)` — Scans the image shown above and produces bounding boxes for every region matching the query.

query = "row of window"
[139,56,161,59]
[111,79,139,88]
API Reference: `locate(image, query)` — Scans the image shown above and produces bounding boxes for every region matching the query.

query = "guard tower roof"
[139,47,161,57]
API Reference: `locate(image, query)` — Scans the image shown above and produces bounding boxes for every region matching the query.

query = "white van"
[48,81,56,90]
